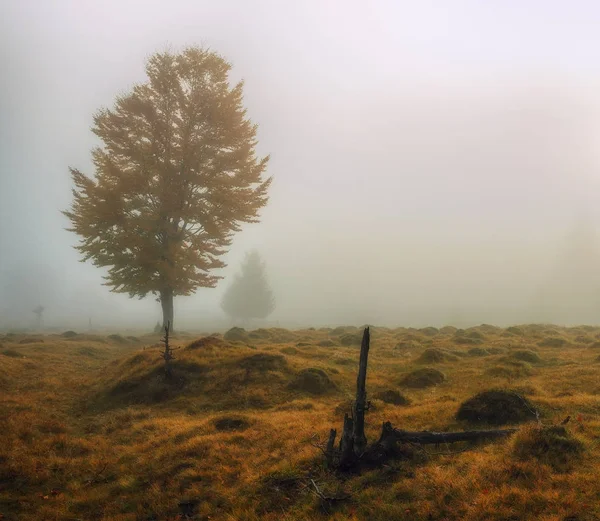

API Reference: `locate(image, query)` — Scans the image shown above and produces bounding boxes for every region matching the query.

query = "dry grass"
[2,324,600,520]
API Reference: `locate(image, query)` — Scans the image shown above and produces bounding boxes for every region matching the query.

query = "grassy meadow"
[2,324,600,520]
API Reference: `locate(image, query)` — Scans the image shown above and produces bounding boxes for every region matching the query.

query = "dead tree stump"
[324,327,518,471]
[352,327,370,456]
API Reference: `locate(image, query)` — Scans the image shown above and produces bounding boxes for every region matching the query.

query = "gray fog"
[2,0,600,331]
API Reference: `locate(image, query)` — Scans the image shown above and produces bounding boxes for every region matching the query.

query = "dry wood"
[339,414,355,468]
[375,421,516,448]
[325,429,337,466]
[352,327,370,456]
[325,327,519,471]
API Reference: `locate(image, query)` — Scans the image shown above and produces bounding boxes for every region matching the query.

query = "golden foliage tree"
[63,47,271,329]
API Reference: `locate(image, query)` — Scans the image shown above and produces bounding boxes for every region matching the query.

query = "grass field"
[2,324,600,520]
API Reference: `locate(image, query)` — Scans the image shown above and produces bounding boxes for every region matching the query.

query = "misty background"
[1,0,600,331]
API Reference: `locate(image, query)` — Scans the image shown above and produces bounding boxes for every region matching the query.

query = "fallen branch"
[323,328,519,471]
[379,422,517,446]
[309,478,351,514]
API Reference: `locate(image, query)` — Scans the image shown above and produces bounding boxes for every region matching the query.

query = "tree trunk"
[160,289,174,332]
[352,327,370,456]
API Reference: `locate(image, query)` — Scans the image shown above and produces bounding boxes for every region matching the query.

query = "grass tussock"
[213,415,251,432]
[509,349,543,364]
[467,347,489,356]
[512,424,584,471]
[373,389,410,405]
[238,352,288,371]
[416,348,459,363]
[340,332,362,346]
[185,335,226,350]
[456,389,539,425]
[224,326,248,342]
[399,367,446,388]
[538,336,569,348]
[288,367,336,395]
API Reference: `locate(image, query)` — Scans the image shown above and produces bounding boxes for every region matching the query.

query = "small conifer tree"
[221,251,275,322]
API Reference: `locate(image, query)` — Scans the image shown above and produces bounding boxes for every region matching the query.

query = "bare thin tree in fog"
[63,47,271,330]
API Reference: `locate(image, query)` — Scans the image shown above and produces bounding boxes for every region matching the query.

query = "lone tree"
[221,250,275,323]
[63,47,271,330]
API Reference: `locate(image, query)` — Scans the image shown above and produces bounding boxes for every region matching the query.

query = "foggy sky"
[1,0,600,330]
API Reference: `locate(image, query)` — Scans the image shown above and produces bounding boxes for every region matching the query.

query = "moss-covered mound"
[288,368,336,395]
[318,339,336,347]
[416,348,458,364]
[574,335,594,344]
[505,326,524,336]
[538,337,568,348]
[373,389,410,406]
[418,327,439,337]
[1,349,23,358]
[107,360,208,405]
[213,416,251,432]
[76,346,103,358]
[394,340,421,351]
[464,329,485,340]
[238,353,288,372]
[333,357,355,366]
[456,389,538,425]
[439,326,457,335]
[330,326,357,336]
[467,347,489,357]
[266,328,298,343]
[19,338,43,344]
[248,328,272,340]
[510,350,542,364]
[340,333,362,346]
[453,335,483,346]
[186,335,226,350]
[107,334,129,344]
[512,424,584,471]
[399,368,445,388]
[485,361,533,379]
[224,327,248,342]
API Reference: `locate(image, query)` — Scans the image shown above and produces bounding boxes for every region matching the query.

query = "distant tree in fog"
[32,305,44,329]
[63,47,271,331]
[0,264,58,329]
[533,214,600,324]
[221,251,275,322]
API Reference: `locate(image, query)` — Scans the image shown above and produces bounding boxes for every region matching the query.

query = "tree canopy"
[63,46,271,328]
[221,251,275,321]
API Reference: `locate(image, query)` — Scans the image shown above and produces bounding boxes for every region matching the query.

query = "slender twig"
[84,461,108,486]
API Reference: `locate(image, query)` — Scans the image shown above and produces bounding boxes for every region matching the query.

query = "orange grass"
[2,325,600,520]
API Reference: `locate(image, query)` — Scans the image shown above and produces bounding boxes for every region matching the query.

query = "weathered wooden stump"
[325,327,517,471]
